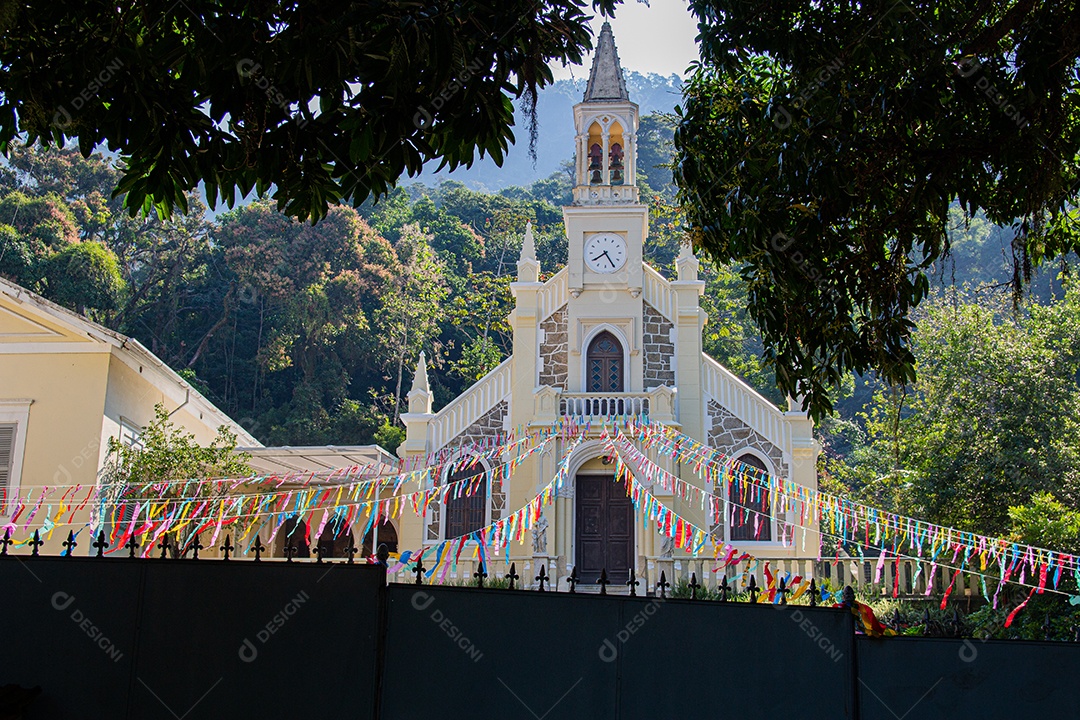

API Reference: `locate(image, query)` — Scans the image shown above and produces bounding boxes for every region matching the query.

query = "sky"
[549,0,700,80]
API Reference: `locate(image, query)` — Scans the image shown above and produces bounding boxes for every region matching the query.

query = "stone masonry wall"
[539,306,568,390]
[643,302,676,388]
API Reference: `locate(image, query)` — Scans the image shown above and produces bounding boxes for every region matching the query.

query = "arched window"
[729,454,772,541]
[276,516,311,558]
[315,516,354,559]
[587,331,624,392]
[444,462,488,539]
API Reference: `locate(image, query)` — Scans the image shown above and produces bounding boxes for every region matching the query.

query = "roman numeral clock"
[583,233,628,274]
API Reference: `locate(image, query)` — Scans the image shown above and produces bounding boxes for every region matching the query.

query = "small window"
[0,424,14,506]
[729,453,772,541]
[119,418,143,449]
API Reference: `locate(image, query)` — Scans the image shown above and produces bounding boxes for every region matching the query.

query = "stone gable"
[707,400,788,478]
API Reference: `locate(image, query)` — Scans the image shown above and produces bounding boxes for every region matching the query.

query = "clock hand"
[600,250,615,267]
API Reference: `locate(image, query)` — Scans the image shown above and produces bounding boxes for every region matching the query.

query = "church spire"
[583,22,629,103]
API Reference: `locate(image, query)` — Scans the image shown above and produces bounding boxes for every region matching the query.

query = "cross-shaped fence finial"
[535,565,548,592]
[506,562,519,590]
[93,531,109,557]
[597,568,609,595]
[29,530,43,557]
[62,531,77,557]
[412,557,425,585]
[220,535,234,561]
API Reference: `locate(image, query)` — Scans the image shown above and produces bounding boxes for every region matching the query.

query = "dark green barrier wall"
[7,558,1080,720]
[0,557,384,720]
[856,635,1079,719]
[379,584,856,719]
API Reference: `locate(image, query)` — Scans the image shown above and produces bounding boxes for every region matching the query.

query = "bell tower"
[565,21,646,300]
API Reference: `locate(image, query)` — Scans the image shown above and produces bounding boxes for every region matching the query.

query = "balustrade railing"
[428,358,512,451]
[701,353,790,452]
[559,393,650,419]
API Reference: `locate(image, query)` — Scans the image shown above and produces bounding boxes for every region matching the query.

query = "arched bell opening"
[608,121,625,185]
[587,121,604,184]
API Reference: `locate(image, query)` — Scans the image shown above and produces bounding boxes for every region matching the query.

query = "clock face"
[584,233,628,274]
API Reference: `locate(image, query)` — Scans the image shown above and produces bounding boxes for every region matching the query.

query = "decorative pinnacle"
[520,221,536,263]
[411,351,430,395]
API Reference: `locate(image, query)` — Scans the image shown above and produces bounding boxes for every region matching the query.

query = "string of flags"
[2,415,1075,623]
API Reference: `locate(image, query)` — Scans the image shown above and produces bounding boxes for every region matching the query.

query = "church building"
[395,24,820,590]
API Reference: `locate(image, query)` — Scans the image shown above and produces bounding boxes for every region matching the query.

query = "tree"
[42,240,125,316]
[676,0,1080,418]
[99,403,251,556]
[834,286,1080,537]
[1,0,618,221]
[376,223,448,421]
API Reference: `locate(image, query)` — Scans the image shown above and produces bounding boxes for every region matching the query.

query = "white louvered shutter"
[0,424,14,504]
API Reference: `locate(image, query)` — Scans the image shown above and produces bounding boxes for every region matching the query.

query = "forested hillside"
[3,113,1077,549]
[1,112,760,452]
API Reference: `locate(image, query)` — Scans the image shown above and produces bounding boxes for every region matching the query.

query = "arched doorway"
[729,454,772,541]
[362,521,399,558]
[275,516,311,558]
[315,516,354,559]
[575,473,633,586]
[586,331,624,392]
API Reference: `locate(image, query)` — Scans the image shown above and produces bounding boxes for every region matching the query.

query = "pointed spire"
[406,351,433,415]
[411,351,430,395]
[520,221,536,263]
[516,221,541,282]
[583,22,629,102]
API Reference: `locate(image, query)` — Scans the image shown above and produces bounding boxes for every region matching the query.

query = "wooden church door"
[575,475,634,585]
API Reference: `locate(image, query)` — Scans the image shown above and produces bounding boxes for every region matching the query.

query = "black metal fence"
[1,544,1077,720]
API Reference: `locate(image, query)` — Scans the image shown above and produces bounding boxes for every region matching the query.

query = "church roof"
[583,22,630,102]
